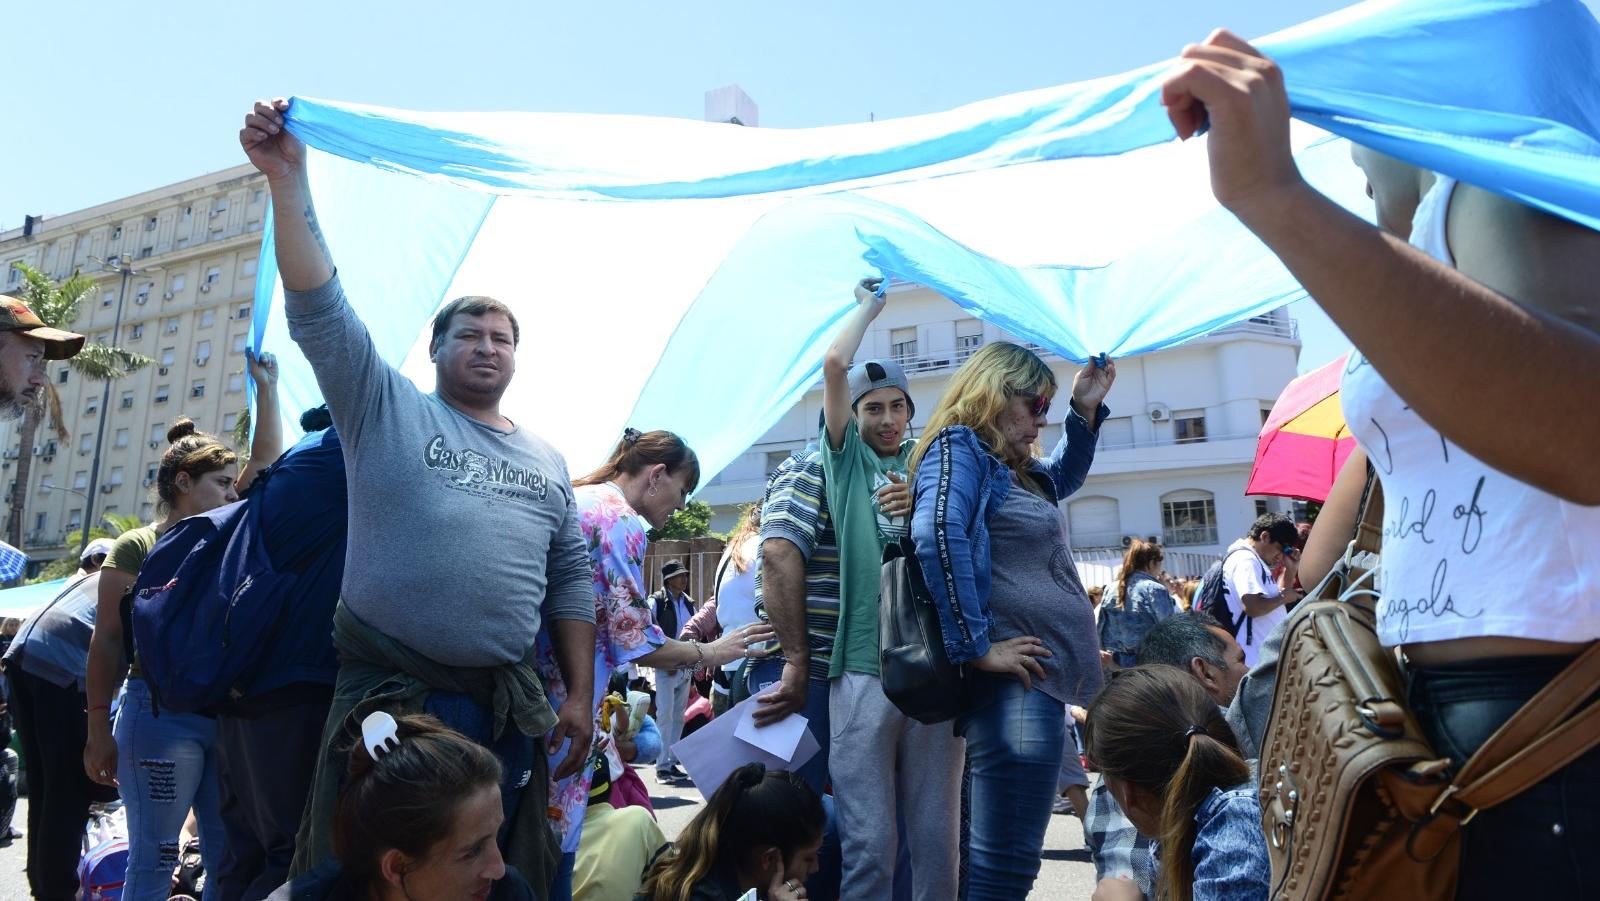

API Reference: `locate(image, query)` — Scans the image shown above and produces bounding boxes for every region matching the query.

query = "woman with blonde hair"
[908,341,1115,899]
[1097,539,1178,668]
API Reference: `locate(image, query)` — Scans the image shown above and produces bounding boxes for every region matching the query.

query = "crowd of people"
[0,25,1592,901]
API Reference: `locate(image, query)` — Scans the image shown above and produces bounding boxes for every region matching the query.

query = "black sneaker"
[656,765,688,783]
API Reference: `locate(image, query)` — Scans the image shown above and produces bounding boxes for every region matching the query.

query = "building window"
[33,512,46,532]
[79,434,93,454]
[241,258,257,277]
[231,333,247,354]
[235,304,251,320]
[68,509,82,529]
[109,466,124,487]
[57,369,68,384]
[213,199,229,216]
[149,425,164,444]
[129,324,144,340]
[1068,496,1123,550]
[199,310,216,328]
[955,324,984,362]
[38,476,53,495]
[1161,490,1218,546]
[1173,410,1208,444]
[191,381,206,398]
[120,391,134,409]
[145,216,158,232]
[181,206,193,224]
[1260,406,1273,426]
[251,189,263,204]
[102,291,115,308]
[1097,416,1135,451]
[139,247,153,260]
[176,236,189,250]
[890,327,918,365]
[74,471,88,489]
[145,463,158,482]
[164,318,180,335]
[228,373,244,393]
[155,385,170,404]
[114,428,129,448]
[171,273,186,293]
[205,266,221,286]
[135,283,151,304]
[160,347,176,366]
[247,220,262,233]
[1255,499,1271,518]
[195,340,212,365]
[111,225,122,240]
[223,412,238,432]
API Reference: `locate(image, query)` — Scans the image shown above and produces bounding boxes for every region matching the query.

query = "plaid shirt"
[0,540,27,582]
[1085,776,1155,899]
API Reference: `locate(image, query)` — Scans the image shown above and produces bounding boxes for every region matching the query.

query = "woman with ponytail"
[536,429,774,899]
[638,763,823,901]
[1084,666,1269,901]
[268,713,535,900]
[1096,539,1178,668]
[83,418,241,901]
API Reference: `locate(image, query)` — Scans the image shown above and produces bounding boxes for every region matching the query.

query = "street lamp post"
[40,484,93,540]
[80,253,156,556]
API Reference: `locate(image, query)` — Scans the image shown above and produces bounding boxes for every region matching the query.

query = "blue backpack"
[128,436,344,715]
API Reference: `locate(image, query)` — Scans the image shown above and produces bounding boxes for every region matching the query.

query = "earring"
[647,484,659,498]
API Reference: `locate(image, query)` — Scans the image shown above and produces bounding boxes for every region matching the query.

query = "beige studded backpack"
[1259,473,1600,900]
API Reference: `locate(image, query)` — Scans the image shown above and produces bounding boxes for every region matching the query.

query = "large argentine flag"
[250,0,1600,483]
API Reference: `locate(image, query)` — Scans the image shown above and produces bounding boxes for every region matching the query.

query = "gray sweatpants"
[829,672,964,901]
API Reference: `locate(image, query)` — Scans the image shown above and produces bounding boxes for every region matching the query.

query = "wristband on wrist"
[86,704,110,715]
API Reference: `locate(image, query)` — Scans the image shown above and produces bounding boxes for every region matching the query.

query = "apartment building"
[697,283,1303,576]
[0,164,267,570]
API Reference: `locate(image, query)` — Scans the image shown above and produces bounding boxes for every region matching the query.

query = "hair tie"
[622,427,642,445]
[362,710,402,760]
[1184,725,1206,740]
[737,763,766,789]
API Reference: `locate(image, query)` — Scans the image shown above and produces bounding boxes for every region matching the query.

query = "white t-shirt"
[714,534,762,674]
[1222,538,1284,667]
[1341,175,1600,647]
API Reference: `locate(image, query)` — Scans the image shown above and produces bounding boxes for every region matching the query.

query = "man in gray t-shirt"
[241,98,597,783]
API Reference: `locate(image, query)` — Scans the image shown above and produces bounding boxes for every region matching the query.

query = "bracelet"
[85,704,110,715]
[691,640,705,669]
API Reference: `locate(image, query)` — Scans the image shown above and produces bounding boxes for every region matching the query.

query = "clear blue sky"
[11,0,1592,373]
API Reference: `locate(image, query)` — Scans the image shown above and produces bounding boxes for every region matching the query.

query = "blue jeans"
[744,659,840,900]
[114,678,226,901]
[423,691,538,837]
[1408,655,1600,899]
[956,674,1065,901]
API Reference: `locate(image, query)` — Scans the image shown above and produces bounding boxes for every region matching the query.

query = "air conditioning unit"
[100,484,114,494]
[163,291,174,300]
[158,367,169,376]
[1148,404,1171,423]
[195,357,209,366]
[200,284,211,293]
[1120,535,1137,548]
[41,454,53,463]
[209,210,221,218]
[135,296,149,305]
[1146,535,1161,545]
[142,477,154,487]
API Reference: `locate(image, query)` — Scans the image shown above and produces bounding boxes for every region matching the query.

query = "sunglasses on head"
[1016,390,1052,418]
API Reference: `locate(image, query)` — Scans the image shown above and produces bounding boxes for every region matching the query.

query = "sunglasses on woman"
[1016,391,1052,418]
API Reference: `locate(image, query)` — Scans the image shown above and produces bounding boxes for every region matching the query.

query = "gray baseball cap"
[848,360,914,418]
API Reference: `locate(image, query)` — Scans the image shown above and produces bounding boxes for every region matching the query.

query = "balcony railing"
[1069,530,1129,550]
[1162,526,1219,547]
[1097,431,1259,452]
[1215,316,1299,340]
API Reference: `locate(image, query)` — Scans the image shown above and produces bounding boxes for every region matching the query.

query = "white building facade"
[697,284,1302,578]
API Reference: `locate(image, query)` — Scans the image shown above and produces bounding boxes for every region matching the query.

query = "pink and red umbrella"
[1247,354,1355,503]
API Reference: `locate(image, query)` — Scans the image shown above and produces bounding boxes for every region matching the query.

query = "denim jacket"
[1097,572,1178,655]
[1186,782,1271,900]
[910,403,1105,664]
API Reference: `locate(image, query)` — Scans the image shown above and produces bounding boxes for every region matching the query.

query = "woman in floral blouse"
[537,428,774,901]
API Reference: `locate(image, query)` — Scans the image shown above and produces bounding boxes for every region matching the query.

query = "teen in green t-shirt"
[819,277,962,899]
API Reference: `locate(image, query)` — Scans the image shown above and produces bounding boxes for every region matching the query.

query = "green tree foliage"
[647,500,715,542]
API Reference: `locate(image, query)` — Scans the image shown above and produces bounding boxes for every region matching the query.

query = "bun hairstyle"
[573,428,700,495]
[638,763,823,901]
[333,715,502,893]
[155,418,237,513]
[1085,666,1251,901]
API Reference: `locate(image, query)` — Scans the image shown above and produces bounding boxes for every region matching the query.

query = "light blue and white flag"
[249,0,1600,483]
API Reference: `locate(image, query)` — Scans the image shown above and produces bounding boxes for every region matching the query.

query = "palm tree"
[28,512,144,583]
[4,263,152,554]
